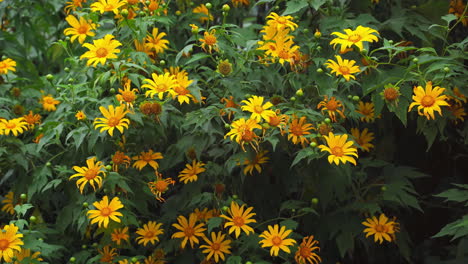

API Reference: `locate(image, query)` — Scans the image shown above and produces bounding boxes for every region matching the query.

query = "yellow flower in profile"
[132,150,163,171]
[172,214,207,249]
[111,151,131,172]
[0,58,16,75]
[40,94,60,111]
[259,224,296,257]
[136,221,164,246]
[1,192,17,215]
[317,95,345,122]
[98,245,118,263]
[69,157,106,194]
[178,160,206,184]
[0,118,28,136]
[225,118,262,152]
[75,110,87,120]
[13,248,43,264]
[200,30,219,54]
[362,213,399,244]
[65,0,87,14]
[200,231,232,263]
[148,172,175,202]
[241,96,276,122]
[80,34,122,67]
[287,116,315,146]
[220,201,256,238]
[193,4,213,23]
[318,132,358,166]
[294,236,322,264]
[63,15,96,44]
[142,72,177,100]
[408,81,449,120]
[356,101,376,123]
[330,26,379,53]
[116,80,139,110]
[145,28,170,54]
[94,105,130,136]
[266,12,298,31]
[0,224,24,262]
[243,150,269,175]
[325,55,360,81]
[87,196,124,228]
[351,128,375,152]
[111,227,129,245]
[91,0,126,15]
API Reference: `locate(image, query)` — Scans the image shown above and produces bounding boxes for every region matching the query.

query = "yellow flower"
[80,34,122,67]
[40,94,60,111]
[145,28,170,55]
[112,151,131,172]
[225,118,262,151]
[192,208,219,223]
[94,105,130,136]
[136,221,164,246]
[330,26,379,53]
[317,95,345,122]
[142,72,177,100]
[325,55,360,81]
[200,231,232,263]
[13,248,43,264]
[408,81,449,120]
[75,110,87,120]
[193,4,213,23]
[220,201,256,238]
[178,160,206,184]
[169,70,195,105]
[294,236,322,264]
[98,245,118,263]
[0,224,24,262]
[134,40,155,58]
[318,132,358,166]
[65,0,87,14]
[1,192,17,215]
[362,213,399,244]
[287,116,315,146]
[111,227,129,245]
[91,0,126,15]
[259,224,296,257]
[148,172,175,202]
[448,100,467,124]
[23,111,41,128]
[243,150,269,175]
[87,196,124,228]
[241,95,275,122]
[0,58,16,75]
[63,15,96,44]
[351,128,375,152]
[116,80,139,110]
[449,0,468,27]
[132,150,163,171]
[232,0,250,7]
[171,214,207,249]
[356,101,376,123]
[266,12,298,31]
[0,118,28,136]
[200,29,219,54]
[69,157,106,194]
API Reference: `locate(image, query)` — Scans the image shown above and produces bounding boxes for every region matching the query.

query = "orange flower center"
[5,122,16,129]
[277,17,287,24]
[44,97,55,104]
[225,100,237,108]
[331,146,344,157]
[359,107,372,116]
[383,87,399,101]
[174,86,190,95]
[232,216,245,226]
[421,95,435,107]
[184,227,195,237]
[107,117,120,127]
[154,180,169,192]
[211,242,221,251]
[299,245,311,257]
[96,47,109,58]
[268,115,280,127]
[0,239,10,250]
[271,236,282,246]
[326,100,338,111]
[339,66,350,75]
[144,231,155,238]
[157,84,168,92]
[241,130,255,142]
[121,91,136,102]
[375,224,387,233]
[112,153,126,164]
[0,62,6,69]
[290,124,304,136]
[253,105,264,113]
[84,168,99,180]
[348,34,362,43]
[77,25,88,34]
[104,4,116,11]
[141,152,154,162]
[204,35,217,45]
[100,207,112,216]
[278,50,290,60]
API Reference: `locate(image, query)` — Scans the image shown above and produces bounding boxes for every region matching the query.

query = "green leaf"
[226,256,242,264]
[441,14,458,25]
[310,0,327,10]
[434,187,468,203]
[184,53,211,66]
[283,0,309,15]
[291,149,319,168]
[207,217,223,232]
[336,231,354,258]
[280,219,298,230]
[14,204,34,216]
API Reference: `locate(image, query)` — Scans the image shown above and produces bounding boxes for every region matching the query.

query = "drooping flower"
[259,224,296,257]
[200,232,232,263]
[116,80,139,110]
[75,110,87,120]
[362,213,400,244]
[1,192,17,215]
[330,26,379,53]
[294,236,322,264]
[98,245,118,263]
[220,201,256,238]
[317,95,345,122]
[243,150,269,175]
[178,160,206,184]
[80,34,122,67]
[13,248,43,263]
[136,221,164,246]
[265,12,298,31]
[111,151,131,172]
[142,72,177,100]
[0,58,16,75]
[40,94,60,111]
[241,96,276,122]
[172,214,207,249]
[0,118,28,136]
[193,4,213,23]
[325,55,360,81]
[287,116,315,146]
[111,227,129,245]
[200,30,219,54]
[447,100,467,124]
[69,157,107,194]
[351,128,375,152]
[91,0,126,15]
[356,101,376,122]
[148,172,175,202]
[318,132,358,166]
[0,224,24,262]
[408,81,449,120]
[225,118,262,151]
[145,28,170,55]
[87,196,124,228]
[132,150,163,171]
[64,15,96,44]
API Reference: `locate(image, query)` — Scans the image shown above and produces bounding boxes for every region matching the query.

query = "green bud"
[303,28,309,33]
[159,60,166,66]
[83,202,89,208]
[105,165,112,171]
[82,245,87,249]
[310,142,317,148]
[92,242,98,248]
[205,2,212,9]
[46,74,54,81]
[145,0,150,5]
[29,216,37,222]
[274,5,279,10]
[224,123,231,129]
[64,67,70,72]
[131,257,139,263]
[38,127,44,132]
[110,88,116,94]
[246,262,253,264]
[347,95,352,99]
[222,206,229,212]
[381,186,387,191]
[222,4,230,12]
[296,89,304,97]
[121,9,129,17]
[311,198,319,204]
[291,208,296,212]
[68,78,74,83]
[175,10,182,16]
[388,40,394,45]
[316,46,322,51]
[38,238,43,242]
[443,67,450,73]
[290,96,296,101]
[412,58,419,63]
[361,49,368,55]
[46,162,52,167]
[314,30,321,38]
[324,118,331,124]
[65,37,70,41]
[20,193,27,200]
[232,194,238,199]
[352,95,360,102]
[316,68,323,73]
[69,257,76,263]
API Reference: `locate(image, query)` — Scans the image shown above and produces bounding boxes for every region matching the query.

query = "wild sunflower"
[448,100,466,124]
[449,0,468,26]
[356,101,375,122]
[325,55,360,81]
[172,214,207,249]
[243,150,269,175]
[408,81,449,120]
[294,236,322,264]
[287,116,315,146]
[200,30,219,54]
[111,227,129,245]
[1,191,17,215]
[0,224,24,262]
[40,94,60,111]
[265,34,300,65]
[135,221,164,246]
[80,34,122,67]
[232,0,250,7]
[330,26,379,53]
[98,245,118,263]
[132,150,163,171]
[362,213,399,244]
[65,0,87,14]
[266,12,298,31]
[170,71,195,105]
[91,0,126,15]
[116,80,139,110]
[220,96,239,120]
[220,201,256,238]
[318,132,358,166]
[13,248,43,263]
[241,95,276,122]
[380,84,401,104]
[93,105,130,136]
[192,208,219,223]
[111,151,131,172]
[317,95,345,122]
[148,172,175,202]
[0,118,28,136]
[69,157,106,194]
[142,72,177,100]
[0,58,16,75]
[266,110,289,133]
[193,4,213,23]
[259,224,296,257]
[225,118,262,152]
[200,231,232,263]
[87,196,124,228]
[351,128,375,152]
[145,28,170,55]
[134,39,155,58]
[75,111,86,120]
[64,15,96,44]
[178,160,206,184]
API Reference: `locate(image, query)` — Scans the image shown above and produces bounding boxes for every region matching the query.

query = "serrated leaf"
[280,219,298,230]
[283,0,309,15]
[15,204,34,216]
[207,217,223,232]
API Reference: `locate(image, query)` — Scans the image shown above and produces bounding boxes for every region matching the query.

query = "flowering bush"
[0,0,467,263]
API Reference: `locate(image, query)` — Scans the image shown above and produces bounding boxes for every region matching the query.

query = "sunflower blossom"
[193,4,213,23]
[142,72,177,100]
[0,58,16,75]
[80,34,122,67]
[356,101,376,123]
[136,221,164,246]
[87,196,124,228]
[200,29,219,54]
[94,105,130,136]
[69,157,107,194]
[294,236,322,264]
[132,150,163,171]
[64,15,96,44]
[317,95,345,122]
[1,192,17,215]
[145,28,170,55]
[40,94,60,111]
[259,224,296,257]
[330,25,379,53]
[325,55,360,81]
[171,214,207,249]
[0,118,28,136]
[148,172,175,202]
[200,231,232,263]
[178,160,206,184]
[351,128,375,152]
[318,132,358,166]
[408,81,449,120]
[111,227,129,246]
[243,150,269,175]
[98,245,118,263]
[220,201,256,238]
[225,118,262,152]
[91,0,126,15]
[287,116,315,146]
[241,95,275,122]
[362,213,400,244]
[0,224,24,262]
